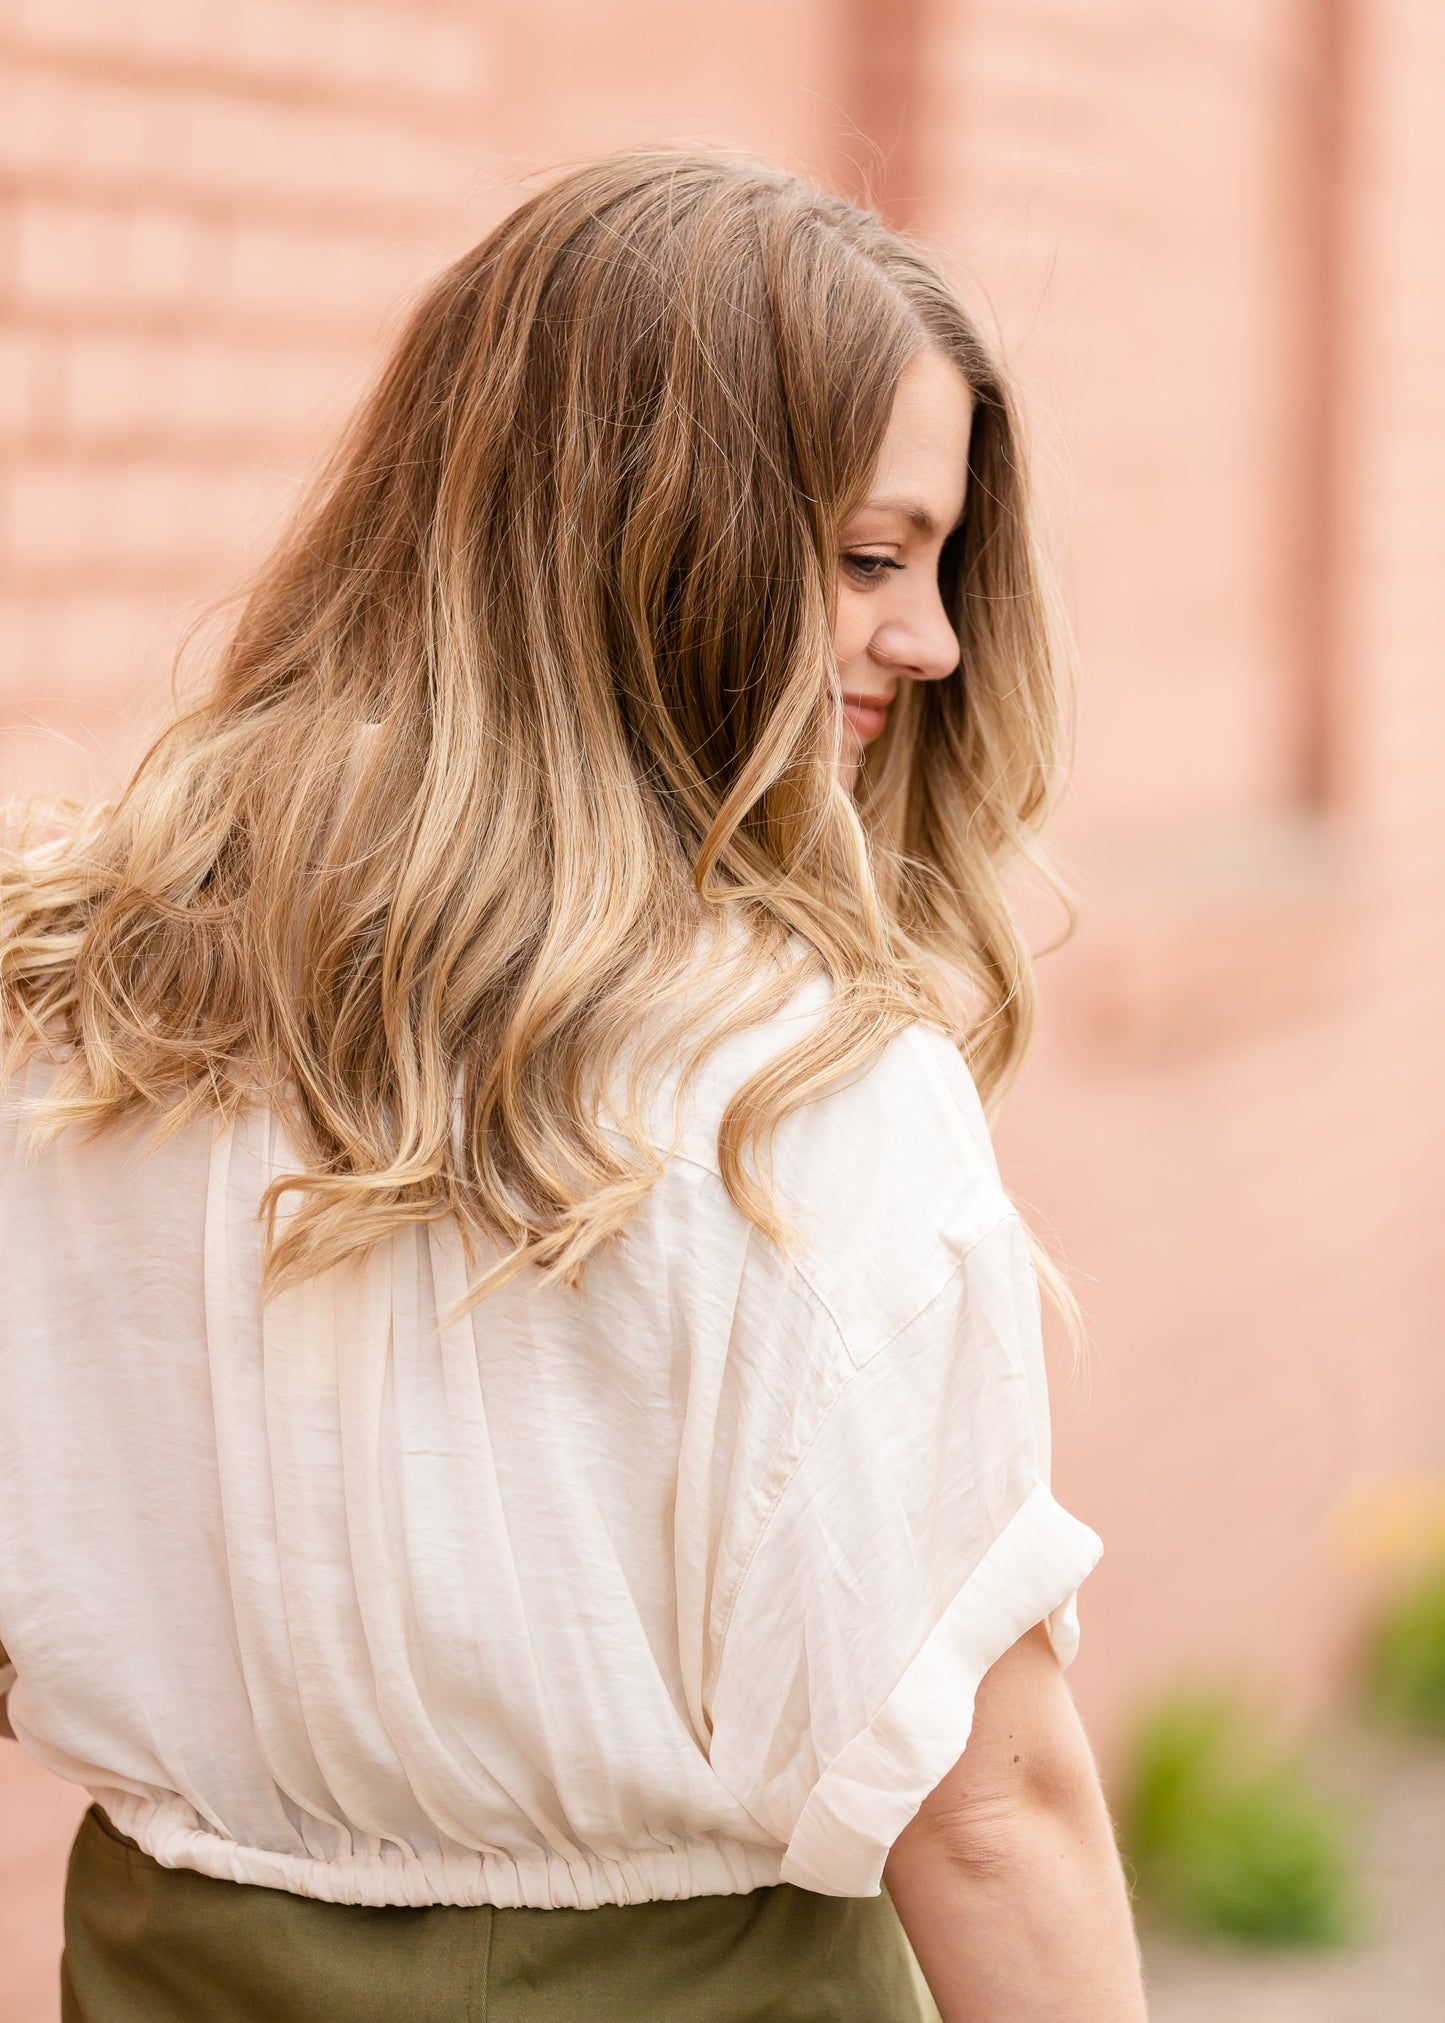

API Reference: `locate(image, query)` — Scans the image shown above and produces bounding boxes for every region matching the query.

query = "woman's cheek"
[832,585,870,668]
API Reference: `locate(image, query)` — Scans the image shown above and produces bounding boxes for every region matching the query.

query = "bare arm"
[883,1622,1146,2023]
[0,1640,13,1741]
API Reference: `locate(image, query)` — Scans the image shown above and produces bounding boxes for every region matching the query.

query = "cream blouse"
[0,970,1102,1910]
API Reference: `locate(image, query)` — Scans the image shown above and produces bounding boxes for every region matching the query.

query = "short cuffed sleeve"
[705,1210,1103,1899]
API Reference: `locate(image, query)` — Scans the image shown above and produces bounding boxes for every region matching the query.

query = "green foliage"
[1364,1561,1445,1734]
[1121,1691,1359,1948]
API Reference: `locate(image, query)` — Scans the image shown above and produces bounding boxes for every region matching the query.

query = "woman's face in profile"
[833,348,973,790]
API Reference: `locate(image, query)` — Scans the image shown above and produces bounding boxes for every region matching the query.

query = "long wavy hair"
[2,148,1077,1316]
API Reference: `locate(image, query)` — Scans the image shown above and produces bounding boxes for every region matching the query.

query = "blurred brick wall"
[0,2,484,798]
[934,0,1445,1747]
[0,0,834,800]
[3,1,1445,2017]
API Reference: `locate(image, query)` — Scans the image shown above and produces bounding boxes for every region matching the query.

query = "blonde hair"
[2,149,1077,1321]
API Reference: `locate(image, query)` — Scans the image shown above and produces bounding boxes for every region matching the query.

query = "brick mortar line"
[0,553,286,581]
[0,325,377,362]
[0,330,374,364]
[0,34,497,127]
[0,594,241,610]
[4,323,404,364]
[0,588,256,613]
[0,169,486,239]
[2,435,343,461]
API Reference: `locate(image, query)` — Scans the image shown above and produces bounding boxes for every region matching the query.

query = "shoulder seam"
[648,1091,1011,1372]
[862,1200,1019,1366]
[641,1145,857,1360]
[709,1202,1023,1671]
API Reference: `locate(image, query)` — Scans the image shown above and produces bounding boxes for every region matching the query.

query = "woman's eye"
[842,552,903,584]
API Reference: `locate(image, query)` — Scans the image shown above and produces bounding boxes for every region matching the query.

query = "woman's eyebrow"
[854,494,967,535]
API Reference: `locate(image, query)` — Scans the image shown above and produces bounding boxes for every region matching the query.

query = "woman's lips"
[842,695,891,741]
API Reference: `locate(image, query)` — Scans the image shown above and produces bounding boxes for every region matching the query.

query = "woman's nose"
[871,598,961,683]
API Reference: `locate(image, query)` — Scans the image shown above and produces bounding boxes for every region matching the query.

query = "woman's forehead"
[852,353,974,529]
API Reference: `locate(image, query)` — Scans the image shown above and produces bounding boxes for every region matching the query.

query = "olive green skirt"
[61,1805,931,2022]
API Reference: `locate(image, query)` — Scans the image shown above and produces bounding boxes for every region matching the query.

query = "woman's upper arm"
[886,1620,1101,1863]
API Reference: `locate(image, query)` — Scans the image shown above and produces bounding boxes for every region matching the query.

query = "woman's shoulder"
[774,1016,1017,1360]
[639,968,1017,1367]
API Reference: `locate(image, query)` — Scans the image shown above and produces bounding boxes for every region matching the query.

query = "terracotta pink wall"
[935,0,1445,1748]
[3,0,1444,2014]
[0,0,837,801]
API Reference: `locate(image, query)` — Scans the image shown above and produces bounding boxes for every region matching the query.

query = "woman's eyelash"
[842,553,904,581]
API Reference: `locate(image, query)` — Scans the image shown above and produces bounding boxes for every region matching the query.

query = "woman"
[0,150,1146,2020]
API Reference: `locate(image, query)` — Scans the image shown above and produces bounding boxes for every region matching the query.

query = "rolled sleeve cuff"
[778,1481,1104,1898]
